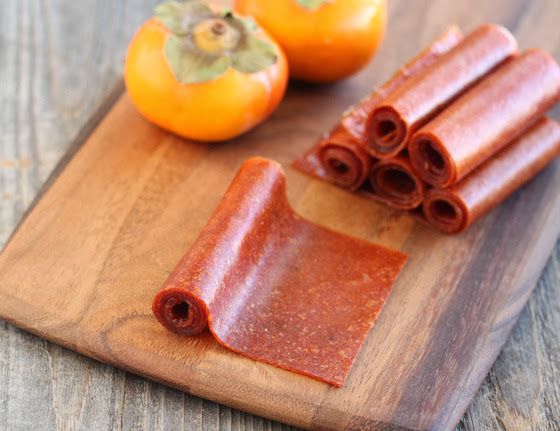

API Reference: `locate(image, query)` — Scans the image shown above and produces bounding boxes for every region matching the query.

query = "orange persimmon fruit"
[125,1,288,142]
[233,0,387,83]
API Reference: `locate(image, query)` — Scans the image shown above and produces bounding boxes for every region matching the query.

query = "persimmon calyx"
[296,0,331,10]
[155,0,278,84]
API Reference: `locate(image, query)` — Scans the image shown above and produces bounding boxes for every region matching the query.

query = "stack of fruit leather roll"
[294,23,560,233]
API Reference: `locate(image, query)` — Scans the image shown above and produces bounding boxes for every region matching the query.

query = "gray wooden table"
[1,0,559,430]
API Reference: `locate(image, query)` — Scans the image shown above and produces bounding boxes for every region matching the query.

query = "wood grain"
[1,0,559,430]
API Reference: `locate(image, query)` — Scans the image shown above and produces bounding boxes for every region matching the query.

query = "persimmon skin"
[233,0,387,83]
[124,18,288,142]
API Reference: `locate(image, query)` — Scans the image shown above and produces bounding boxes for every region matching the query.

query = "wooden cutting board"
[1,32,560,431]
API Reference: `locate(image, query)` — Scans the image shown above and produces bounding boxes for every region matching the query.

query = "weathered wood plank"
[458,245,560,431]
[0,0,558,430]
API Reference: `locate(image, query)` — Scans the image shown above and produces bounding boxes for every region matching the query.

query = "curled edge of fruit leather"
[153,157,407,386]
[369,155,426,210]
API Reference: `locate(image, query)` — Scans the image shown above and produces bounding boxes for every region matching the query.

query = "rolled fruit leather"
[423,117,560,233]
[340,25,464,141]
[410,49,560,188]
[152,157,407,386]
[367,24,517,159]
[293,25,464,188]
[368,155,426,210]
[316,125,373,190]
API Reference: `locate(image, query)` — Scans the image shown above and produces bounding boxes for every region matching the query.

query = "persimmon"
[125,1,288,142]
[233,0,387,83]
